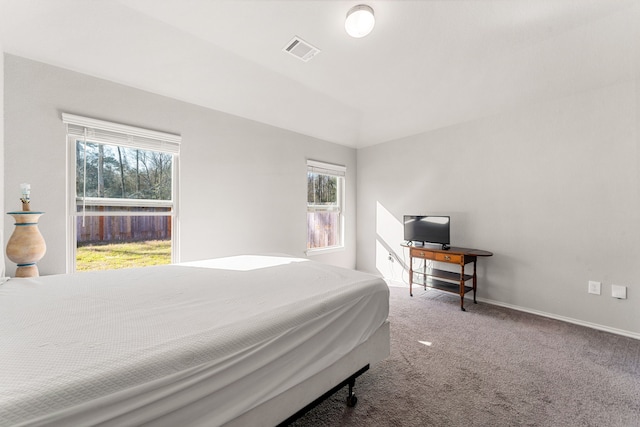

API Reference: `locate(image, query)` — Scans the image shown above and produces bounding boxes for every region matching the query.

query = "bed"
[0,254,390,426]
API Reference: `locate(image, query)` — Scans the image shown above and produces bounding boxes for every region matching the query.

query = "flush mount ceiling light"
[345,4,375,38]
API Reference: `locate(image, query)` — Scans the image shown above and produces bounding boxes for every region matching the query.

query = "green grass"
[76,240,171,271]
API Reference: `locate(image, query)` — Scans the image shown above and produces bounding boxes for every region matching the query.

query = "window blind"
[62,113,181,154]
[307,159,346,177]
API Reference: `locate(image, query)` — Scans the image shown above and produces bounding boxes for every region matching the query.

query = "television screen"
[403,215,450,246]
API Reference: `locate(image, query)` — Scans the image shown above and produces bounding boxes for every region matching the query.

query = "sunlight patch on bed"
[177,255,308,271]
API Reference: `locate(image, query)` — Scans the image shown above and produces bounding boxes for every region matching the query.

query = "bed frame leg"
[276,365,369,426]
[346,378,358,407]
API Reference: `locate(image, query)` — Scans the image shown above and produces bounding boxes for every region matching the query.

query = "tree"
[308,172,337,205]
[76,140,173,201]
[117,146,126,197]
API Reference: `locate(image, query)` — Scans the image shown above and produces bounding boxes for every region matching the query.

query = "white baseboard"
[384,279,640,340]
[476,296,640,341]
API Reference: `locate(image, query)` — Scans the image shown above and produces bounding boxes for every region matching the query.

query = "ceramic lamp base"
[6,211,46,278]
[15,264,39,278]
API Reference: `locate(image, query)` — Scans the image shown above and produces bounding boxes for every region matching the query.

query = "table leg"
[473,260,477,304]
[423,260,427,291]
[460,263,466,311]
[409,255,413,297]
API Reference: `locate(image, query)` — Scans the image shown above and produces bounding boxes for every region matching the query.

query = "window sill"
[305,246,345,256]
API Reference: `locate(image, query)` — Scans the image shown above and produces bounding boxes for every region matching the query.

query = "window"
[307,160,345,252]
[63,114,180,272]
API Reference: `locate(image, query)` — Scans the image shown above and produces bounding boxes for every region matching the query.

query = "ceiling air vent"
[283,36,321,62]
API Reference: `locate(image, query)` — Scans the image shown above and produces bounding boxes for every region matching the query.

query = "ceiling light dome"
[345,4,375,38]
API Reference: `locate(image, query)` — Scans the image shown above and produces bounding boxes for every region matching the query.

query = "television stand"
[403,244,492,311]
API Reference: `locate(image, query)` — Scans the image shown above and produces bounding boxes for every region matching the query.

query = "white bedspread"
[0,255,389,426]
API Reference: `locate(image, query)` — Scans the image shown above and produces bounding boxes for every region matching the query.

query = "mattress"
[0,255,389,426]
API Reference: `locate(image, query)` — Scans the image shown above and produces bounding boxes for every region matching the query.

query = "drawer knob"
[444,255,450,260]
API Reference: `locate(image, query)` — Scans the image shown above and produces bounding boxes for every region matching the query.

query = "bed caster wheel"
[346,395,358,407]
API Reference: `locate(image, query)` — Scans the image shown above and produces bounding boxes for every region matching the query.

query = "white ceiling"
[1,0,639,148]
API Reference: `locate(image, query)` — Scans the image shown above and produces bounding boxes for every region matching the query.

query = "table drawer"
[411,248,463,264]
[435,253,462,264]
[410,248,436,260]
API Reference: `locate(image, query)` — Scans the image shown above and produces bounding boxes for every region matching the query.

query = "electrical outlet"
[588,281,601,295]
[388,252,394,262]
[611,284,627,299]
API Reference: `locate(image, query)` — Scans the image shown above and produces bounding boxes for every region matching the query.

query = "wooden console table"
[403,244,492,311]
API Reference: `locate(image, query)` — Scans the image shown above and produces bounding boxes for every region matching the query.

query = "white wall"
[3,55,357,275]
[5,52,639,336]
[357,76,640,337]
[0,42,5,279]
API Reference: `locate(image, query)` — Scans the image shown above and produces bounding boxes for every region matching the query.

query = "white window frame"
[306,159,346,255]
[63,113,181,273]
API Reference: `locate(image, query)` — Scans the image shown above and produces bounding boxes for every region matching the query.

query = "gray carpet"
[291,285,640,426]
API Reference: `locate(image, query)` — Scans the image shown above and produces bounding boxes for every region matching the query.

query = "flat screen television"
[403,215,450,249]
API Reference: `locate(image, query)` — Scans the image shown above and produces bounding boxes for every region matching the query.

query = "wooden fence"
[307,211,339,248]
[77,215,171,243]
